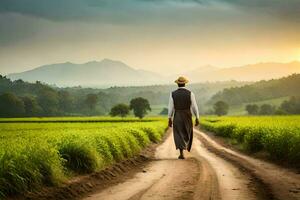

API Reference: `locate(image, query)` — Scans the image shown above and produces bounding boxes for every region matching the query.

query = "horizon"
[1,0,300,75]
[2,58,300,76]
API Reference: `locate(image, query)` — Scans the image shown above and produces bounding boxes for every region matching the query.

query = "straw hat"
[175,76,189,84]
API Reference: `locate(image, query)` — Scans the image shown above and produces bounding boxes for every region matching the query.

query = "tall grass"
[0,118,167,197]
[200,116,300,165]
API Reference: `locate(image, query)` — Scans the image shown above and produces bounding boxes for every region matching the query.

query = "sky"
[0,0,300,75]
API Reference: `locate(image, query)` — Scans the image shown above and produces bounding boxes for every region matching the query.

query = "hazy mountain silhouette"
[184,61,300,82]
[8,60,300,87]
[8,59,166,87]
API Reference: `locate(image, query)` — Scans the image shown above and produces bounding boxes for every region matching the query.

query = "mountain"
[8,60,300,87]
[184,61,300,82]
[7,59,166,87]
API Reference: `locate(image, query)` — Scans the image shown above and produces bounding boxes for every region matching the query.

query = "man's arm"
[191,92,200,126]
[168,93,174,127]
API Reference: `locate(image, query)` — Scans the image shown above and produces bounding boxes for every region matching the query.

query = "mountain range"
[7,59,300,87]
[8,59,166,87]
[183,61,300,82]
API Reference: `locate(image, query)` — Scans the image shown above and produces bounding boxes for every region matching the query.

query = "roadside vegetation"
[200,116,300,166]
[0,117,167,198]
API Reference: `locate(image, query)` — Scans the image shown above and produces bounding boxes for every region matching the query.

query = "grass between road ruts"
[0,117,167,197]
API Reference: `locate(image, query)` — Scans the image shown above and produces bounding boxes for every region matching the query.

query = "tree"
[110,104,130,117]
[159,108,168,115]
[85,94,98,111]
[213,101,229,116]
[280,96,300,114]
[21,96,42,116]
[259,104,275,115]
[0,92,25,117]
[245,104,259,115]
[37,89,59,116]
[58,91,73,113]
[130,97,151,119]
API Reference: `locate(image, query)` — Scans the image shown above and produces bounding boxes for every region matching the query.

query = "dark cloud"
[0,0,299,22]
[219,0,300,21]
[0,0,108,21]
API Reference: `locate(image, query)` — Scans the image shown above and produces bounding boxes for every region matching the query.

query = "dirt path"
[84,128,269,200]
[194,129,300,200]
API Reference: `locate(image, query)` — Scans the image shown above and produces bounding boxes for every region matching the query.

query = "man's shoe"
[178,155,185,159]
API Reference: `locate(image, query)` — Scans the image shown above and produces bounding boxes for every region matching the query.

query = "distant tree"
[85,94,98,111]
[37,89,59,116]
[280,96,300,114]
[110,104,130,117]
[159,108,168,115]
[214,101,229,116]
[130,97,151,119]
[0,92,25,117]
[21,96,42,116]
[259,104,276,115]
[58,91,74,113]
[245,104,259,115]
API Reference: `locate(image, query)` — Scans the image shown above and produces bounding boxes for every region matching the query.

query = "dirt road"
[83,129,300,200]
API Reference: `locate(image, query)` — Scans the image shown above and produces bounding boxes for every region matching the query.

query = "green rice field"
[0,117,167,197]
[200,116,300,165]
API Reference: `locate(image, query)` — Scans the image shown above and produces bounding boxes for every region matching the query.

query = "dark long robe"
[172,89,193,151]
[173,110,193,151]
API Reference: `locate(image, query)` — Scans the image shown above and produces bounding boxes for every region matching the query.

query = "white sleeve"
[191,92,200,119]
[168,93,174,118]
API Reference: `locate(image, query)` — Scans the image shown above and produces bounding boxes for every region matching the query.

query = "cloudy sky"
[0,0,300,74]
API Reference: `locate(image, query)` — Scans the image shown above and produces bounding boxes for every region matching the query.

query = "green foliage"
[140,126,161,143]
[200,116,300,164]
[213,101,229,116]
[130,97,151,119]
[126,128,150,147]
[58,91,74,113]
[0,142,64,196]
[58,137,101,173]
[210,74,300,105]
[0,118,167,197]
[37,88,59,115]
[110,104,130,117]
[280,96,300,114]
[259,104,276,115]
[21,96,42,116]
[0,92,25,117]
[245,104,259,115]
[0,75,248,117]
[159,107,168,115]
[85,94,98,111]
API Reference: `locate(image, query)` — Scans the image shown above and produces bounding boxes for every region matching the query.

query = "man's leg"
[178,149,185,159]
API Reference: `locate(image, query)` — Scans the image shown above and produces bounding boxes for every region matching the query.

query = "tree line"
[245,96,300,115]
[209,74,300,106]
[0,75,155,118]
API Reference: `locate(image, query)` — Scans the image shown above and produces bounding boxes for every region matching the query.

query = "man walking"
[168,76,200,159]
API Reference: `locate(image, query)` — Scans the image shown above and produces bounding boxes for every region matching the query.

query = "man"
[168,76,200,159]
